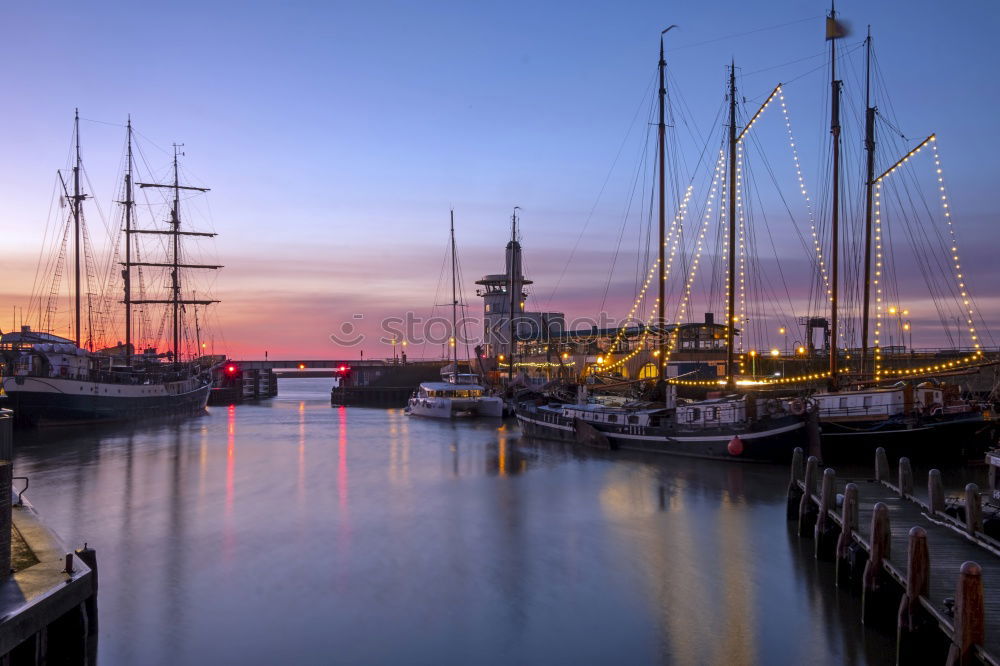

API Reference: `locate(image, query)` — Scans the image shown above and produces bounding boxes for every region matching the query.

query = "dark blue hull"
[5,383,212,427]
[819,413,993,461]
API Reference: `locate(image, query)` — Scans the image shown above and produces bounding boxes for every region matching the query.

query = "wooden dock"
[788,447,1000,665]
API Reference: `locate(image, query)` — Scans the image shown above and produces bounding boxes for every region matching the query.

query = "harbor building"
[475,232,564,359]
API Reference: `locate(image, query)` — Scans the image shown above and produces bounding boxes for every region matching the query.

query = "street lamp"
[778,327,787,356]
[749,349,757,376]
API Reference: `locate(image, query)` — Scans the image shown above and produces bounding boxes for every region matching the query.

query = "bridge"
[230,359,447,384]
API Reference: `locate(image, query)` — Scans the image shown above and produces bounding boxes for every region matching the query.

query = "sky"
[1,0,998,360]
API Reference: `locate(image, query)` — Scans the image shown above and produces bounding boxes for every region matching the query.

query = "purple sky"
[1,1,997,359]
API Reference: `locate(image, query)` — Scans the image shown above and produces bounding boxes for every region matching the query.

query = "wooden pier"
[788,446,1000,664]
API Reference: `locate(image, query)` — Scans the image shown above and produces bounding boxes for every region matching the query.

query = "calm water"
[12,378,904,665]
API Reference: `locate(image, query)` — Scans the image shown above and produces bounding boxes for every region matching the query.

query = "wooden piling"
[964,484,982,535]
[835,482,860,588]
[75,544,99,665]
[798,456,819,538]
[946,561,985,666]
[786,447,804,521]
[814,468,839,560]
[929,469,945,515]
[897,526,934,664]
[876,447,890,483]
[899,457,913,498]
[862,502,892,626]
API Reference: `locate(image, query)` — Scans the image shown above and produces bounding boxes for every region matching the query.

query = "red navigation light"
[226,364,238,374]
[339,365,347,372]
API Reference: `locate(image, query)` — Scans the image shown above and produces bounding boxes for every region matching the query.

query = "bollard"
[0,461,11,584]
[75,543,99,665]
[964,484,982,535]
[897,526,934,663]
[814,468,839,560]
[835,483,860,588]
[862,502,892,627]
[786,448,804,521]
[928,469,945,515]
[798,456,819,538]
[899,457,913,497]
[945,562,984,666]
[875,447,890,483]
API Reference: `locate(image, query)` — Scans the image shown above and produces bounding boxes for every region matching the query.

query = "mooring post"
[798,455,819,538]
[946,561,984,666]
[787,447,804,521]
[862,502,892,626]
[815,468,839,560]
[875,447,890,484]
[928,469,945,515]
[835,482,860,588]
[75,543,99,665]
[964,484,982,535]
[897,526,932,663]
[898,457,913,498]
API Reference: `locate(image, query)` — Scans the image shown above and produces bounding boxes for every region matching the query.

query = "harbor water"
[12,378,910,665]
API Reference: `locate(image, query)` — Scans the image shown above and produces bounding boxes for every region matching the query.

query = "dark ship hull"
[1,375,211,427]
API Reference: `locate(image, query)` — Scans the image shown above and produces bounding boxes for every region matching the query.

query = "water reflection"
[6,379,918,665]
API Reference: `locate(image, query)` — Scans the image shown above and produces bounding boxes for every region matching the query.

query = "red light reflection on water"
[337,405,348,508]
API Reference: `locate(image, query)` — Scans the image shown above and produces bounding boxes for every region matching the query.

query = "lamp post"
[779,327,787,356]
[749,349,757,377]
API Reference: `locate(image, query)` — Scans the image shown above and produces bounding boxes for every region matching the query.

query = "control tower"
[475,211,563,358]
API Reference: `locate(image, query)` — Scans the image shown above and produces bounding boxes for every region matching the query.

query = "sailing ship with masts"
[517,9,998,460]
[1,112,223,426]
[407,211,503,418]
[792,9,994,457]
[515,30,810,462]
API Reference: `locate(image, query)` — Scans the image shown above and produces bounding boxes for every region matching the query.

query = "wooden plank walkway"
[789,447,1000,665]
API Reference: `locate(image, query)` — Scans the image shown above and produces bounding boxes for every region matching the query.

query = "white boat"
[408,374,504,418]
[406,214,504,420]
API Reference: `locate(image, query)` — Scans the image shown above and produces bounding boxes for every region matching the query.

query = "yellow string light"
[779,89,831,307]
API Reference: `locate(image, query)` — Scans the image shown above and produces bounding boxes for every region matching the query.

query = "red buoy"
[727,435,744,456]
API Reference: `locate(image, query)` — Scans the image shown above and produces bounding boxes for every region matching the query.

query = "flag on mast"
[826,16,849,40]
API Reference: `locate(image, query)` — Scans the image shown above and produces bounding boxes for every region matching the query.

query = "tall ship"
[516,11,997,460]
[1,112,222,426]
[515,29,810,462]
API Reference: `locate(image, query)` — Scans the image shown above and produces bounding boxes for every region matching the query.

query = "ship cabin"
[560,403,663,427]
[813,388,905,420]
[418,382,485,399]
[675,396,747,426]
[814,382,954,421]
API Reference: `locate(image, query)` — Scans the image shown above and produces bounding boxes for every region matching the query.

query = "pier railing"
[787,447,999,665]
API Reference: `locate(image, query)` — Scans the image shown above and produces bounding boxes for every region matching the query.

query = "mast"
[828,3,843,390]
[450,210,458,375]
[657,32,667,371]
[73,110,83,348]
[726,63,737,389]
[134,147,219,364]
[172,145,181,362]
[860,27,876,379]
[124,117,134,361]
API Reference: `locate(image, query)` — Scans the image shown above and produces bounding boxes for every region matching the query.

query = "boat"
[798,11,994,458]
[0,113,221,426]
[515,31,810,462]
[517,388,808,462]
[406,212,504,419]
